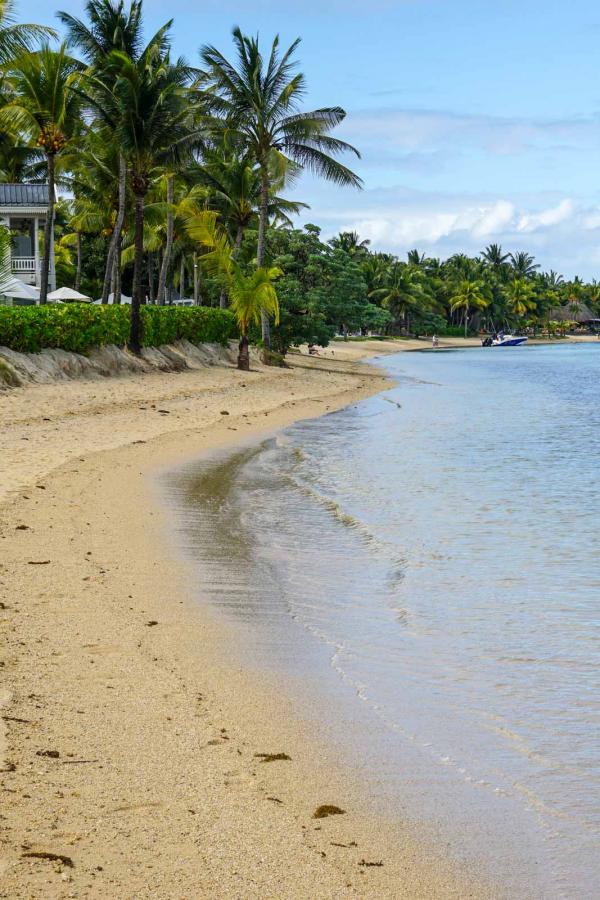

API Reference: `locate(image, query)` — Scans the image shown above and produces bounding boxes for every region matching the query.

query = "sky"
[18,0,600,278]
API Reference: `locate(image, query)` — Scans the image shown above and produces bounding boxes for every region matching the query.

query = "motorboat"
[482,333,528,347]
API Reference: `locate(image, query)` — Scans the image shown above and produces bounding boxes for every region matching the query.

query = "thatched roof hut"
[548,302,595,323]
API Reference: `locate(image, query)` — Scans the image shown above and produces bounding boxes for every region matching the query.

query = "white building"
[0,183,56,293]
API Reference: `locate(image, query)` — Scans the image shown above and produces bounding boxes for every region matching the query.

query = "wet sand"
[1,341,500,898]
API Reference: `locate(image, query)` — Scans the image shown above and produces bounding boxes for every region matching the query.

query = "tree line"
[0,1,596,367]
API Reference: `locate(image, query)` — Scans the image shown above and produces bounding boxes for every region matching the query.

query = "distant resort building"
[548,302,600,332]
[0,183,55,303]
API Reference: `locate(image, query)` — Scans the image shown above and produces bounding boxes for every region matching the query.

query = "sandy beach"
[0,338,528,898]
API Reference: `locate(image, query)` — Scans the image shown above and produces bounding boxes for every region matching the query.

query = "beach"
[0,339,500,899]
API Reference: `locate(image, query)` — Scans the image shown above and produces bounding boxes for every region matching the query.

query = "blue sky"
[19,0,600,277]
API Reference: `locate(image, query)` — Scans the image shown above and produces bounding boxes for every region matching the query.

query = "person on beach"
[432,335,439,348]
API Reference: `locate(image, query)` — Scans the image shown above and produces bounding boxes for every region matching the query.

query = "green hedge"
[0,304,236,354]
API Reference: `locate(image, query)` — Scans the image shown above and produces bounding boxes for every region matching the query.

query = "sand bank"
[0,342,498,898]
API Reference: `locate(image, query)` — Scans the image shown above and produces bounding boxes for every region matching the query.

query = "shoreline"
[0,342,498,898]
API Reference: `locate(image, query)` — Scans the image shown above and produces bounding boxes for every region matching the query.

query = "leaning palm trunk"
[257,167,271,347]
[40,152,56,304]
[156,174,174,305]
[102,153,127,304]
[130,191,145,352]
[220,227,244,309]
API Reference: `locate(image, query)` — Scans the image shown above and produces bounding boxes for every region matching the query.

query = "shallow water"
[167,344,600,898]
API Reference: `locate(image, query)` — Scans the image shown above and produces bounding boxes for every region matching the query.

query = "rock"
[254,752,291,763]
[313,804,346,819]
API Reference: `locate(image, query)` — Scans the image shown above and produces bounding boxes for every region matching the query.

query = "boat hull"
[493,337,528,347]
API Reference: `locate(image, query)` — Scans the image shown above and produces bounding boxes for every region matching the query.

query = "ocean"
[167,343,600,898]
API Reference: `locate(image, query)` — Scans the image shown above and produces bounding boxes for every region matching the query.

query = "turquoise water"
[169,344,600,898]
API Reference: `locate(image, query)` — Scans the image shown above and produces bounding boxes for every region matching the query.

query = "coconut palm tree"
[450,277,491,336]
[0,0,56,64]
[0,43,82,302]
[506,277,536,321]
[184,210,280,369]
[57,0,146,61]
[105,45,195,349]
[330,230,370,257]
[361,252,390,297]
[192,150,307,307]
[407,248,427,267]
[481,243,510,269]
[59,1,172,305]
[509,251,539,278]
[370,261,431,334]
[199,27,362,345]
[0,136,42,182]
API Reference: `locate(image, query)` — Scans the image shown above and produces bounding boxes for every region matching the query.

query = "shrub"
[0,304,236,354]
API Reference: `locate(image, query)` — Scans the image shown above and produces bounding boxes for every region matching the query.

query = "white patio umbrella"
[93,293,132,305]
[0,277,40,301]
[47,287,92,303]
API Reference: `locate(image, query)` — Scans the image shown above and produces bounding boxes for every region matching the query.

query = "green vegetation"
[0,303,235,353]
[0,3,597,360]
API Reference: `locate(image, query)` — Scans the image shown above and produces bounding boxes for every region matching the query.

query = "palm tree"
[506,277,536,320]
[58,0,170,305]
[106,45,194,349]
[370,261,431,334]
[330,230,370,257]
[0,136,42,182]
[540,269,564,290]
[481,243,510,269]
[184,210,280,369]
[57,1,145,61]
[361,252,390,297]
[450,277,491,337]
[0,0,56,64]
[63,128,125,297]
[0,43,82,302]
[407,248,427,267]
[192,150,307,307]
[509,251,539,278]
[199,27,362,345]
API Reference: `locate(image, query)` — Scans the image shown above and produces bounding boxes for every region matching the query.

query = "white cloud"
[296,182,600,278]
[516,199,574,233]
[339,108,600,159]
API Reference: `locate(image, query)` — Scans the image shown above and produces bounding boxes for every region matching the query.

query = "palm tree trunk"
[257,166,271,348]
[193,252,199,305]
[180,255,185,298]
[75,231,82,292]
[219,226,244,310]
[234,226,244,255]
[237,334,250,370]
[148,251,155,304]
[157,174,174,305]
[102,154,127,305]
[464,304,468,338]
[115,238,122,304]
[40,152,55,304]
[130,191,145,353]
